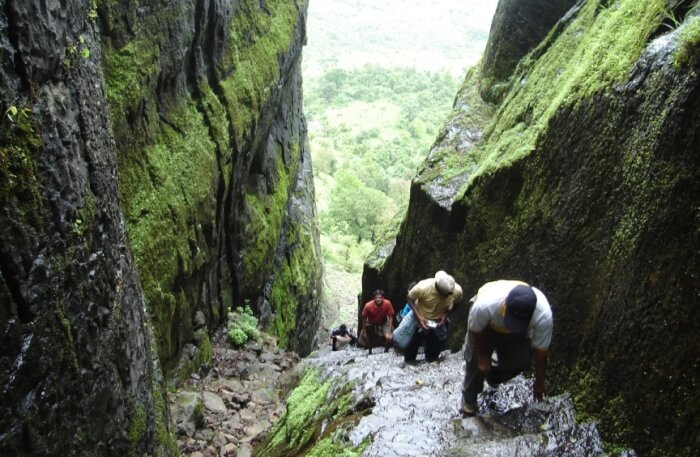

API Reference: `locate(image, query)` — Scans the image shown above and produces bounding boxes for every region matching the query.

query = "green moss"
[256,370,365,457]
[54,309,79,371]
[104,37,159,129]
[569,365,635,453]
[219,0,303,144]
[672,13,700,68]
[119,98,217,364]
[0,107,43,225]
[268,216,319,348]
[452,0,666,194]
[241,144,294,289]
[415,65,495,186]
[128,401,148,454]
[305,435,369,457]
[153,386,177,456]
[199,82,233,188]
[171,328,214,386]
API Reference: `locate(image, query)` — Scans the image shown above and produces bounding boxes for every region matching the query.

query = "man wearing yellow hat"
[404,271,463,363]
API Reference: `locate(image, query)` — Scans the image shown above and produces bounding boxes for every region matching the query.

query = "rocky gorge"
[0,0,698,456]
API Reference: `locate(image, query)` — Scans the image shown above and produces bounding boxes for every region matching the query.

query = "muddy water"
[306,347,635,456]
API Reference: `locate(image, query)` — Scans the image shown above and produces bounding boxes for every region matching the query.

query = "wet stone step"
[299,347,635,457]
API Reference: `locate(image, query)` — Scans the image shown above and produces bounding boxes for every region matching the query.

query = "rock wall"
[363,0,699,455]
[479,0,577,102]
[0,0,171,454]
[1,0,320,454]
[101,0,321,372]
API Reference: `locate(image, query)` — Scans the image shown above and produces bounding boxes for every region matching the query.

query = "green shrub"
[226,305,260,347]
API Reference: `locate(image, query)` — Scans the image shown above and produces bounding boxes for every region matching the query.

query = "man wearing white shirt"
[460,280,553,416]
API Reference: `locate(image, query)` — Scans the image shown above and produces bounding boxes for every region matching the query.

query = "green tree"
[325,170,390,243]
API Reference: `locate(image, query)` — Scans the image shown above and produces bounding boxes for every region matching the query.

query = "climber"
[459,280,553,417]
[360,289,395,354]
[396,281,417,324]
[403,271,462,363]
[330,324,357,351]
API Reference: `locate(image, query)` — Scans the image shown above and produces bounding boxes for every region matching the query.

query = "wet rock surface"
[305,347,633,456]
[173,330,300,457]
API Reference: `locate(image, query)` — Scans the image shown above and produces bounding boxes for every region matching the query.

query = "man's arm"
[533,349,548,401]
[407,296,428,329]
[439,286,463,324]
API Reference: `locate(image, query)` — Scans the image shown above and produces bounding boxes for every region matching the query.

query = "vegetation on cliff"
[100,0,319,375]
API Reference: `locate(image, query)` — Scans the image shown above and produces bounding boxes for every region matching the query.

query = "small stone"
[202,391,227,413]
[220,415,242,434]
[236,444,252,457]
[223,443,237,456]
[190,452,204,457]
[251,388,276,405]
[242,420,270,442]
[212,431,227,447]
[259,352,277,363]
[224,433,237,443]
[194,428,214,442]
[194,311,206,329]
[239,409,256,423]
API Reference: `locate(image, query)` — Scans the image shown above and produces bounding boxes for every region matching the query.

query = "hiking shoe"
[485,378,500,390]
[459,399,478,417]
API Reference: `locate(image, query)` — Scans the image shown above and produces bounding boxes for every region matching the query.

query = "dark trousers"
[404,328,444,362]
[461,328,531,404]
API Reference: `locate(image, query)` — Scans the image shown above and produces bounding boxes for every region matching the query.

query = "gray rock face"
[480,0,577,101]
[0,1,165,455]
[293,348,624,456]
[1,0,319,454]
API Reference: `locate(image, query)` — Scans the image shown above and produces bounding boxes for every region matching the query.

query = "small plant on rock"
[227,305,260,347]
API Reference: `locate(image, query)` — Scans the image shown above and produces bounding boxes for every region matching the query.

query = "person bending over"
[460,280,553,416]
[404,271,462,363]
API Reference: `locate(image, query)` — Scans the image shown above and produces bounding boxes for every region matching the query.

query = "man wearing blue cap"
[460,280,553,416]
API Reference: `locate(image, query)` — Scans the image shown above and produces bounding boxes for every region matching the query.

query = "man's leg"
[403,330,423,362]
[335,335,351,351]
[487,333,531,385]
[382,323,391,353]
[332,336,337,351]
[424,329,443,362]
[460,329,497,415]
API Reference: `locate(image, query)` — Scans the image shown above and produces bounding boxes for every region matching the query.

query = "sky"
[303,0,499,78]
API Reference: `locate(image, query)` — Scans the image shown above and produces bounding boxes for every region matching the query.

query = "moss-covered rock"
[100,0,321,372]
[255,368,368,457]
[364,1,700,455]
[1,1,170,454]
[1,0,321,454]
[479,0,577,102]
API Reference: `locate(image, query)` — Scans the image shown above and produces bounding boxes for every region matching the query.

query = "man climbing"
[460,280,553,417]
[404,271,462,363]
[330,324,357,351]
[361,290,394,354]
